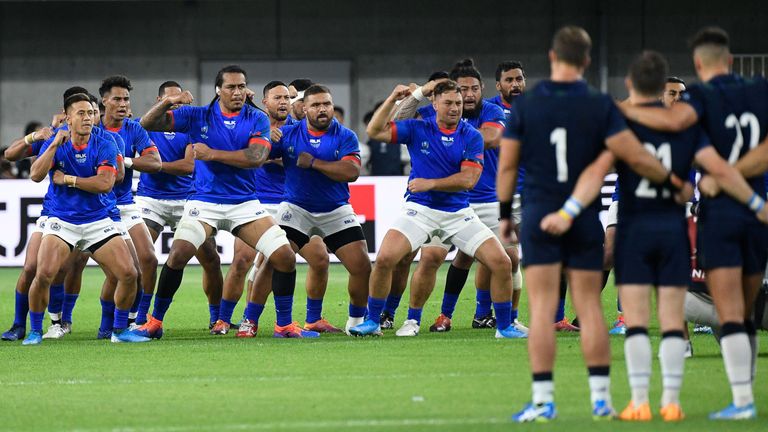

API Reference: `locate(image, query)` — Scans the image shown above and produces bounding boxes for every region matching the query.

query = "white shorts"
[118,203,145,231]
[605,200,619,227]
[112,218,131,241]
[32,216,49,235]
[42,217,119,252]
[391,202,496,257]
[135,196,186,231]
[181,199,271,234]
[263,203,280,219]
[470,200,520,247]
[277,202,360,237]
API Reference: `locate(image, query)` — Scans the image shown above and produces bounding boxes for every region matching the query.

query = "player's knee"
[269,245,296,273]
[374,250,403,271]
[419,250,444,271]
[174,219,207,250]
[22,260,38,281]
[306,249,330,272]
[487,252,512,275]
[139,250,158,270]
[453,251,474,269]
[231,249,256,272]
[348,255,372,276]
[602,251,614,270]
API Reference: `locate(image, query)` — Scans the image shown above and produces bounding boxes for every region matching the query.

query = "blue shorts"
[520,203,603,271]
[614,215,690,286]
[697,201,768,274]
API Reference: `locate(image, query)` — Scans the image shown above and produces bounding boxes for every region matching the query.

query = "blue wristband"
[748,193,765,213]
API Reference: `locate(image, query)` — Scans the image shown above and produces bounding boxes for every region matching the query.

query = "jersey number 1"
[635,143,672,199]
[550,127,567,183]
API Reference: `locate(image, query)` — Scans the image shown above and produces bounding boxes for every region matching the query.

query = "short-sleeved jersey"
[271,119,360,213]
[170,103,271,204]
[682,73,768,211]
[40,133,118,224]
[104,119,156,205]
[136,130,193,200]
[617,102,710,218]
[391,118,484,212]
[503,80,626,209]
[487,95,526,194]
[254,116,299,204]
[417,105,435,120]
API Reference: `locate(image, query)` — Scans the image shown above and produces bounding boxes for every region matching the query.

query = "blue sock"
[511,308,519,322]
[219,299,237,324]
[245,302,265,323]
[407,307,423,324]
[494,301,512,330]
[274,295,293,327]
[306,297,323,324]
[136,294,153,324]
[13,291,29,327]
[555,299,566,322]
[29,311,44,333]
[367,297,386,324]
[151,296,172,321]
[441,293,460,318]
[474,289,492,318]
[62,294,79,323]
[113,308,129,331]
[349,303,367,319]
[383,294,402,316]
[48,284,64,315]
[209,303,221,323]
[99,300,115,332]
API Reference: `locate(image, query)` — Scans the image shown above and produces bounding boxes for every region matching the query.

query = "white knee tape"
[246,262,257,283]
[512,268,523,291]
[173,219,207,249]
[255,225,289,261]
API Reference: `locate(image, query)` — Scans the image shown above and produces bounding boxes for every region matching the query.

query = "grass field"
[0,263,766,432]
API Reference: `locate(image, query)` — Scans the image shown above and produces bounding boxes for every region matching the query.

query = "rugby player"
[288,79,313,121]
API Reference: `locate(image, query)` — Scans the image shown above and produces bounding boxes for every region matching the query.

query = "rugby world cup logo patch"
[420,141,430,155]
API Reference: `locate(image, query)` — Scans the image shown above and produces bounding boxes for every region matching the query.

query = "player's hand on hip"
[540,211,572,236]
[297,152,314,168]
[499,218,518,244]
[270,127,283,143]
[407,178,434,193]
[192,143,213,161]
[673,181,695,205]
[697,175,720,198]
[52,170,67,185]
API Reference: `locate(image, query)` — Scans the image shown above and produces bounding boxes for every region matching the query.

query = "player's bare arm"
[52,167,116,194]
[297,152,361,182]
[192,142,269,169]
[30,129,68,182]
[367,85,412,142]
[619,101,698,132]
[140,91,194,132]
[4,127,54,161]
[158,144,194,175]
[408,163,482,193]
[130,148,161,173]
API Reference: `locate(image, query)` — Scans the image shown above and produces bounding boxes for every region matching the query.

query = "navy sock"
[494,301,512,330]
[29,311,44,333]
[367,297,386,324]
[441,293,460,318]
[151,296,172,321]
[62,294,79,323]
[383,294,402,316]
[48,284,64,315]
[555,299,566,322]
[219,299,237,324]
[208,303,220,323]
[136,294,153,324]
[274,295,294,327]
[245,302,265,323]
[306,297,323,324]
[349,303,367,319]
[113,308,129,331]
[474,289,492,318]
[407,307,423,324]
[99,299,115,332]
[13,291,29,327]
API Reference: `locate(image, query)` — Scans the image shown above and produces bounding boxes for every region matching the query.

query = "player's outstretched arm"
[367,85,412,142]
[5,128,53,161]
[30,129,68,182]
[734,137,768,179]
[52,168,116,194]
[140,91,194,132]
[620,102,697,132]
[192,142,269,169]
[158,144,195,176]
[408,163,482,193]
[297,152,360,182]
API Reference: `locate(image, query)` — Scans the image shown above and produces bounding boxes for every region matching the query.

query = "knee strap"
[174,219,207,249]
[256,225,290,261]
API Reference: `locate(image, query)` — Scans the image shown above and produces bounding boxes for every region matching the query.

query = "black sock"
[601,270,611,290]
[445,265,470,295]
[272,269,297,297]
[156,264,184,299]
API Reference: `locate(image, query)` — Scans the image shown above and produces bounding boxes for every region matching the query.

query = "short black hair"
[24,121,42,136]
[449,58,482,83]
[428,71,450,82]
[289,79,314,92]
[433,80,461,97]
[87,93,98,104]
[689,26,730,50]
[303,84,332,100]
[263,80,287,97]
[64,93,92,112]
[215,65,247,88]
[63,86,90,103]
[628,50,669,97]
[99,75,132,97]
[552,26,592,67]
[334,105,345,117]
[158,80,182,97]
[667,76,686,85]
[495,61,525,81]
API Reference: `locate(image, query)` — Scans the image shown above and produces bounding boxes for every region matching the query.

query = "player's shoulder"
[331,120,358,140]
[458,121,483,140]
[243,104,269,122]
[481,100,505,117]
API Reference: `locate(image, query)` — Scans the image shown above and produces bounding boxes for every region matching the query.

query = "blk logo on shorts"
[142,208,151,214]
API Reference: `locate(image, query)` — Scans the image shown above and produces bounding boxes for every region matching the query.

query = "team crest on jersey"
[189,208,200,217]
[309,138,322,148]
[223,120,237,130]
[420,141,430,155]
[163,132,176,140]
[441,136,454,147]
[281,211,292,222]
[50,222,61,232]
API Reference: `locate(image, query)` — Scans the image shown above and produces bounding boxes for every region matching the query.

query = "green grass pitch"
[0,264,766,431]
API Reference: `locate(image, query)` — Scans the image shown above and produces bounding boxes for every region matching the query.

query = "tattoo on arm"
[393,95,421,120]
[244,145,269,165]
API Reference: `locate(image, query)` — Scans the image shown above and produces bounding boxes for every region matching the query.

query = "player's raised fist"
[389,85,412,102]
[34,127,54,142]
[53,129,70,146]
[270,127,283,143]
[169,90,194,106]
[422,77,449,97]
[52,170,67,185]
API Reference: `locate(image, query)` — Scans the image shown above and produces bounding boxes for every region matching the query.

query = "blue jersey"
[40,132,118,224]
[136,130,193,200]
[392,118,484,212]
[271,119,360,212]
[682,73,768,212]
[488,95,526,195]
[254,116,299,204]
[504,80,626,209]
[105,119,155,205]
[170,103,271,204]
[417,105,434,120]
[617,102,710,218]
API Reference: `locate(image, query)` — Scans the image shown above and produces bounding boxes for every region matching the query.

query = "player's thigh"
[22,231,43,274]
[301,236,329,269]
[376,229,417,268]
[128,221,156,261]
[36,234,73,280]
[91,236,137,281]
[417,245,448,272]
[276,202,313,251]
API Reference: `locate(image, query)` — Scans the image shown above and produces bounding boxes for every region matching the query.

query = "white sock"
[659,334,686,407]
[589,374,611,405]
[721,330,754,407]
[48,312,62,321]
[128,311,138,320]
[625,331,651,405]
[749,333,758,383]
[512,268,523,291]
[532,379,554,404]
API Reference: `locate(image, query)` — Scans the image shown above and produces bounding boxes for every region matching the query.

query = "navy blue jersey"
[105,119,156,205]
[136,130,193,200]
[504,80,626,209]
[170,103,271,204]
[271,119,360,213]
[487,95,525,194]
[254,116,299,205]
[617,102,710,218]
[392,118,484,212]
